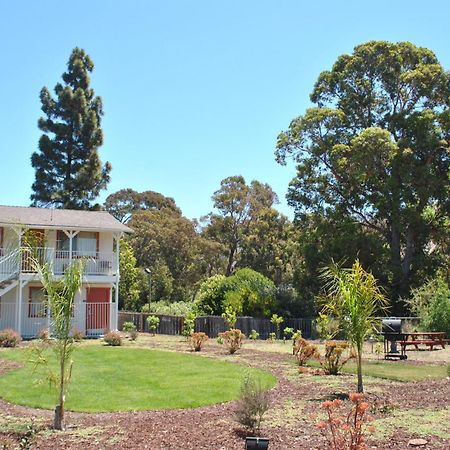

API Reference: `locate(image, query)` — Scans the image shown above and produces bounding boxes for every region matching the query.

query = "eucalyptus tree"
[276,41,450,312]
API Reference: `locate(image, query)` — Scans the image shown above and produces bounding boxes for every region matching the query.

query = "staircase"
[0,249,20,295]
[0,275,18,297]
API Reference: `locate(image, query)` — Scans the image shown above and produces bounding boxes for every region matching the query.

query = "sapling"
[31,260,84,430]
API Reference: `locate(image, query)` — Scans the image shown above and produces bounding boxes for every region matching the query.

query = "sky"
[1,0,449,220]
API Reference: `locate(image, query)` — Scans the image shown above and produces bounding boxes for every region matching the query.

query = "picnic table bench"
[399,332,446,351]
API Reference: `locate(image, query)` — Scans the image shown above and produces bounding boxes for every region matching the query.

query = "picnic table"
[399,332,446,351]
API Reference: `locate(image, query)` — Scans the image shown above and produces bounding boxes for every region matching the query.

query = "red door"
[86,287,110,332]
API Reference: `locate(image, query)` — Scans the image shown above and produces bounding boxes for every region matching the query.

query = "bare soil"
[0,337,449,450]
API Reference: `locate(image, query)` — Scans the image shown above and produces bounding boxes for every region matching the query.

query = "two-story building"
[0,205,131,338]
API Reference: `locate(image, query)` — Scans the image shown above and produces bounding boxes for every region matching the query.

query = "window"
[29,287,47,318]
[57,231,99,256]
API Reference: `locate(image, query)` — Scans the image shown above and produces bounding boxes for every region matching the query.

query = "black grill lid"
[381,319,402,333]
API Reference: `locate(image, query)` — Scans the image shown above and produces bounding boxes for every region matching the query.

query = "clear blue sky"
[1,1,449,219]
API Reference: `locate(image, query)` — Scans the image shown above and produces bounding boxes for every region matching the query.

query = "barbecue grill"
[381,318,408,360]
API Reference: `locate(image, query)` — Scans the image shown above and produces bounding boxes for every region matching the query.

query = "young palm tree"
[33,260,84,430]
[320,260,389,393]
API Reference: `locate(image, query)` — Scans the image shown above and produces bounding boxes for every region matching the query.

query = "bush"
[422,292,450,338]
[188,332,209,351]
[267,332,276,341]
[221,306,237,329]
[283,327,294,340]
[319,341,355,375]
[315,313,339,340]
[141,300,195,317]
[182,312,196,337]
[0,329,21,348]
[270,314,284,339]
[122,321,137,332]
[195,269,276,317]
[103,331,122,346]
[129,329,139,341]
[146,315,160,335]
[219,329,245,354]
[316,393,374,449]
[407,275,450,338]
[235,374,270,432]
[249,329,259,340]
[293,337,320,366]
[71,328,84,342]
[37,328,50,341]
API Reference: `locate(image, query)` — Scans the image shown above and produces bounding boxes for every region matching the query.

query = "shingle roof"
[0,205,132,233]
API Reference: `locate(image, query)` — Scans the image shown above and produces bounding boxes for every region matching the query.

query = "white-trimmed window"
[57,231,99,256]
[28,287,47,318]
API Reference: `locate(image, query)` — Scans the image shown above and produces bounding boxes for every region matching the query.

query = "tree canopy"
[276,41,450,312]
[31,47,111,209]
[105,188,180,223]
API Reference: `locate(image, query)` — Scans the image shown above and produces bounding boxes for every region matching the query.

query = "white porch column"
[16,280,27,336]
[112,233,122,331]
[63,230,79,267]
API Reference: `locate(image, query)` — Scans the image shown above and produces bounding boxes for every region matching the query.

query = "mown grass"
[0,346,276,412]
[306,359,447,381]
[371,408,450,440]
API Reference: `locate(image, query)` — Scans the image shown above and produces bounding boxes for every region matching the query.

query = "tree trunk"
[357,348,363,393]
[54,403,64,431]
[389,224,404,315]
[226,244,236,276]
[399,227,415,298]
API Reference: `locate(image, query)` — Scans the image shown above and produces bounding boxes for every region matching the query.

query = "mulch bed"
[0,341,449,450]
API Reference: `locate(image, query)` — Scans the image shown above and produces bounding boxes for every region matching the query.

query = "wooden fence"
[118,311,314,339]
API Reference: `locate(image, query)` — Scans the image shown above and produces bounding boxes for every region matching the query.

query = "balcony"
[0,247,117,279]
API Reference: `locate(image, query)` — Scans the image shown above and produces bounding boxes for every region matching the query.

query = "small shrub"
[293,337,320,366]
[146,315,160,335]
[316,392,374,450]
[103,331,122,346]
[141,300,195,316]
[235,374,270,432]
[267,332,276,342]
[129,329,139,341]
[181,312,196,338]
[374,342,383,359]
[221,306,237,329]
[71,328,84,342]
[292,330,302,341]
[188,332,208,351]
[122,321,136,332]
[315,313,339,340]
[37,328,50,341]
[219,328,245,354]
[270,314,283,339]
[249,329,259,340]
[0,329,21,348]
[319,341,355,375]
[216,335,224,345]
[283,327,294,341]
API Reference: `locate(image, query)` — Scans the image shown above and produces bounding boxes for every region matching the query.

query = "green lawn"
[307,359,447,381]
[0,346,276,412]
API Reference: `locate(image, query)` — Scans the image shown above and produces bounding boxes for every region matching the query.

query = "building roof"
[0,205,132,234]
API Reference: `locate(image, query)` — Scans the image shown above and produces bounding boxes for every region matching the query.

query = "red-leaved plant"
[316,393,375,450]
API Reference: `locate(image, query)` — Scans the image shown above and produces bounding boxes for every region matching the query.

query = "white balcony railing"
[0,247,117,279]
[19,302,111,338]
[54,250,116,276]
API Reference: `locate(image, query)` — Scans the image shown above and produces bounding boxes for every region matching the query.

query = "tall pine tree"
[31,48,111,209]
